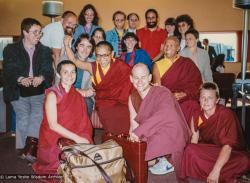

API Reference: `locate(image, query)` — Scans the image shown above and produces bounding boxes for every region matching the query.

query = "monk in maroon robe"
[129,63,191,179]
[64,38,133,134]
[181,82,250,183]
[33,61,93,176]
[153,36,202,124]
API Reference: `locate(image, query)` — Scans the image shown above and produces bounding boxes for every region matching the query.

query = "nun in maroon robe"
[161,56,202,125]
[92,59,133,135]
[181,104,250,183]
[130,86,191,177]
[32,85,93,175]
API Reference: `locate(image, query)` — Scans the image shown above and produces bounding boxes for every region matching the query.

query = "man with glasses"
[64,38,133,135]
[127,13,140,34]
[106,11,127,57]
[136,9,167,61]
[40,11,78,67]
[3,18,54,161]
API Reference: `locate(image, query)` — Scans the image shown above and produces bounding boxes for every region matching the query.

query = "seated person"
[120,32,152,72]
[181,82,250,183]
[129,63,191,179]
[32,60,93,174]
[152,36,202,124]
[64,37,133,135]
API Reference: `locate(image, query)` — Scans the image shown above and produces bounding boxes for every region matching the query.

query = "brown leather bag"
[102,133,148,183]
[58,139,132,183]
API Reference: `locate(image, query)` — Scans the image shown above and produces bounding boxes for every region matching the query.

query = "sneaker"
[149,157,174,175]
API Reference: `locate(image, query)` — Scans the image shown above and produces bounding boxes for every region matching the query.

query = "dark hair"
[203,38,209,44]
[200,82,220,98]
[57,60,76,74]
[165,17,175,26]
[96,41,113,53]
[175,14,194,28]
[62,11,77,19]
[127,13,139,20]
[121,32,140,52]
[185,28,199,39]
[212,54,225,72]
[91,27,106,41]
[74,33,95,57]
[145,9,158,19]
[112,11,126,21]
[21,18,42,37]
[78,4,99,26]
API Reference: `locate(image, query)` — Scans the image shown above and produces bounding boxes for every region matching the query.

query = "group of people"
[2,3,250,183]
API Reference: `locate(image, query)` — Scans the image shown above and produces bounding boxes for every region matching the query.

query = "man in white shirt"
[40,11,77,67]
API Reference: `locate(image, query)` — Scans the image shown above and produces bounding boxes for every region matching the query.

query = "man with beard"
[41,11,77,67]
[136,9,167,61]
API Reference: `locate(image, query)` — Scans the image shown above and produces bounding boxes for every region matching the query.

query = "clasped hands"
[19,76,44,87]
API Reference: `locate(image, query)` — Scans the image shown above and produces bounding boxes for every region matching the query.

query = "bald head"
[131,63,150,76]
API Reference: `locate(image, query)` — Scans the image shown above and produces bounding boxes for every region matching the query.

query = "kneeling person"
[129,63,191,178]
[181,82,250,183]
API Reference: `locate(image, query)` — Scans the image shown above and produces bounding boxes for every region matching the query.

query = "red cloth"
[92,59,133,135]
[132,86,191,177]
[32,85,93,175]
[136,27,167,59]
[181,105,250,182]
[161,56,202,124]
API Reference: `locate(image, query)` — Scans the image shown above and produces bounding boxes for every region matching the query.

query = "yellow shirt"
[155,55,180,78]
[92,63,111,85]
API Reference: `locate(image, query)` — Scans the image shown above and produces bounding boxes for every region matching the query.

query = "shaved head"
[131,63,150,76]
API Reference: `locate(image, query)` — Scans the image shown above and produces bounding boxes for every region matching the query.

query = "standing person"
[180,29,213,82]
[120,32,152,71]
[3,18,54,159]
[127,13,140,34]
[152,36,202,124]
[181,82,250,183]
[137,9,167,61]
[73,4,100,48]
[71,34,96,117]
[40,11,78,66]
[106,11,127,58]
[90,27,106,60]
[129,63,191,179]
[212,54,225,73]
[64,37,133,135]
[33,60,93,175]
[175,14,194,51]
[203,38,217,66]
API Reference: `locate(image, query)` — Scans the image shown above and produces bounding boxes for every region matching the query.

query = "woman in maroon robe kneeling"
[32,60,93,177]
[181,82,250,183]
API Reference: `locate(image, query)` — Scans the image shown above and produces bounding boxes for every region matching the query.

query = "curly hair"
[78,4,99,26]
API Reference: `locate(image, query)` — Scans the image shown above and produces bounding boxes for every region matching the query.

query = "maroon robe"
[181,105,250,183]
[33,85,93,175]
[160,56,202,124]
[92,59,133,135]
[131,86,191,177]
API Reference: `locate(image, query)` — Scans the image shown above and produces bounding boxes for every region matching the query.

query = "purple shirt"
[23,41,35,77]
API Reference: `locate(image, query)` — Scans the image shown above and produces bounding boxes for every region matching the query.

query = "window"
[200,32,238,62]
[0,37,13,60]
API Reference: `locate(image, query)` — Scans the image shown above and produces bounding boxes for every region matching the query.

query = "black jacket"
[3,40,54,102]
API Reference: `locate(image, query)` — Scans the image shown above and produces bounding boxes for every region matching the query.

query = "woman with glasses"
[73,4,100,48]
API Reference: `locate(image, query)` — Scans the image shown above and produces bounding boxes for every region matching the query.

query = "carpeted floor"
[0,129,248,183]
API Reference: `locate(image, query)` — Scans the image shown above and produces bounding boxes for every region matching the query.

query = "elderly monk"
[181,82,250,183]
[64,36,133,135]
[129,63,191,179]
[152,36,202,124]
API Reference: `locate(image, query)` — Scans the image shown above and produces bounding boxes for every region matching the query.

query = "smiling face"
[76,38,93,59]
[178,21,190,35]
[92,30,104,44]
[59,64,77,87]
[163,38,180,59]
[84,8,95,24]
[185,33,197,48]
[124,37,137,51]
[62,15,77,35]
[128,14,139,30]
[95,45,113,68]
[23,24,42,46]
[114,13,126,30]
[200,89,219,114]
[146,11,157,28]
[130,64,151,93]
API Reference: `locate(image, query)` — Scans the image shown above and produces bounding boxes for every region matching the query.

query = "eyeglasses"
[115,19,125,22]
[29,30,43,36]
[96,53,111,59]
